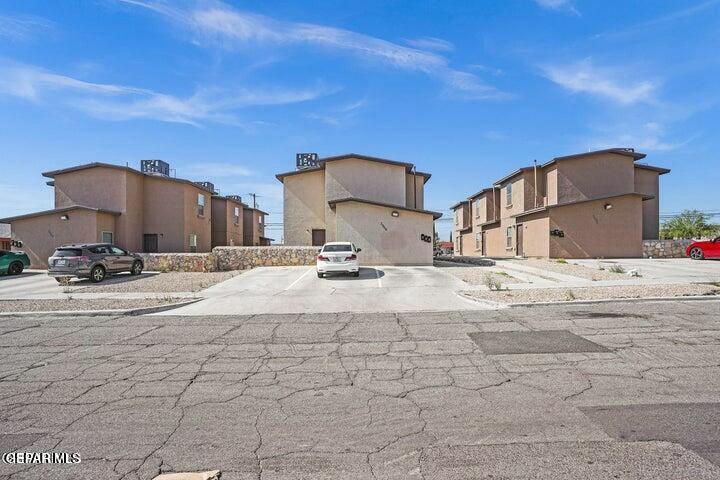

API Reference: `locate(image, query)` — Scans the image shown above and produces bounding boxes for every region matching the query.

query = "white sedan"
[316,242,361,278]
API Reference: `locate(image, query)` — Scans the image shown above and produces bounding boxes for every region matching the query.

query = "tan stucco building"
[0,162,267,267]
[277,154,441,265]
[451,148,669,259]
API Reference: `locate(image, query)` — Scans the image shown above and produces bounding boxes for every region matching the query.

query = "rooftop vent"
[141,159,170,176]
[296,153,319,170]
[195,181,216,194]
[227,195,243,203]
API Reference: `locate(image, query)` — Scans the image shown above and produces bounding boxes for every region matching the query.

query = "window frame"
[101,231,114,244]
[506,226,514,249]
[197,194,205,217]
[188,233,198,253]
[475,232,482,250]
[233,206,240,225]
[505,183,513,207]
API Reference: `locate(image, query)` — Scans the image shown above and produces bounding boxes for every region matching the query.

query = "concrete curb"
[0,299,203,317]
[458,292,720,309]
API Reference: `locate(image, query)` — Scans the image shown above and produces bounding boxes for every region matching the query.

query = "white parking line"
[284,268,313,291]
[375,267,383,288]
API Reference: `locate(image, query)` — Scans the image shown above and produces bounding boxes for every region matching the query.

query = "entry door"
[516,224,523,257]
[143,234,159,253]
[311,229,326,246]
[481,231,487,256]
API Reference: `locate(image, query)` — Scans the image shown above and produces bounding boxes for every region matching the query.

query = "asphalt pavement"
[1,299,720,479]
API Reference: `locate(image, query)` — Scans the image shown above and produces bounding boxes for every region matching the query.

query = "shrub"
[482,272,504,291]
[556,258,568,264]
[608,265,626,274]
[565,290,576,301]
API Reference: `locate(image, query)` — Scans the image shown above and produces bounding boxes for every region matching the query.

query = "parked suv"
[48,243,143,283]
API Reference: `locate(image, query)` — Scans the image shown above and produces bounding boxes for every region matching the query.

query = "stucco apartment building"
[0,161,268,267]
[277,154,441,265]
[451,148,669,259]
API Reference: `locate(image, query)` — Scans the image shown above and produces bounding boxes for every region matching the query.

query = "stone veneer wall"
[138,246,321,272]
[214,246,320,271]
[642,239,693,258]
[435,255,496,266]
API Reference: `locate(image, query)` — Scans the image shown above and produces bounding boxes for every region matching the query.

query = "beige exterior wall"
[9,209,117,268]
[283,170,326,245]
[634,168,660,240]
[142,176,187,252]
[545,166,558,206]
[500,177,526,219]
[553,153,635,205]
[484,224,505,258]
[460,231,476,256]
[549,195,643,258]
[325,158,407,205]
[405,173,425,210]
[518,212,550,258]
[211,198,243,248]
[334,201,433,265]
[243,209,265,246]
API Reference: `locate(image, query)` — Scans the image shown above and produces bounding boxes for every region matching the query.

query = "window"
[110,246,127,255]
[475,199,480,218]
[475,232,482,250]
[101,231,113,244]
[506,226,514,249]
[258,215,263,225]
[189,234,198,253]
[197,194,205,216]
[322,244,352,252]
[233,206,240,225]
[455,211,459,225]
[89,246,112,254]
[506,183,513,206]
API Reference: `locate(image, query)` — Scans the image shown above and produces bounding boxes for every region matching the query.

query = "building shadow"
[72,272,159,285]
[0,271,43,281]
[321,267,385,280]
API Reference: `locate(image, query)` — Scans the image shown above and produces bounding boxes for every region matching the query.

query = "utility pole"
[247,193,260,209]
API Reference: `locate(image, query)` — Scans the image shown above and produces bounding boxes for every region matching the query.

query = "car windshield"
[323,244,352,252]
[53,248,83,257]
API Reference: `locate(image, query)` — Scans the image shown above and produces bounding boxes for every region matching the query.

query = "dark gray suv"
[48,243,144,283]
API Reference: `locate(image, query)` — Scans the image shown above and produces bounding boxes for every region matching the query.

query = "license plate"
[331,257,341,263]
[55,259,66,266]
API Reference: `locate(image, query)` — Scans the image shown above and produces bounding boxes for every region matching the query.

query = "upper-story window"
[233,206,240,225]
[258,215,263,225]
[506,183,513,207]
[475,199,481,218]
[197,194,205,216]
[455,211,459,225]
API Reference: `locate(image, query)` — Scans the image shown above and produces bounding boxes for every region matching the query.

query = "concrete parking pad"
[166,265,493,315]
[468,330,611,354]
[1,300,720,479]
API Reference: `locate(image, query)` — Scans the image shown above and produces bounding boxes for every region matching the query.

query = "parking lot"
[1,300,719,479]
[168,265,491,315]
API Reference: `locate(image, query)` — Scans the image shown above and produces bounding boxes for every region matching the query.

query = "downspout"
[412,165,417,209]
[533,159,538,208]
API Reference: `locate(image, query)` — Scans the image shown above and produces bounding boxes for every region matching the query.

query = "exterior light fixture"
[604,203,613,210]
[391,210,400,217]
[60,214,69,221]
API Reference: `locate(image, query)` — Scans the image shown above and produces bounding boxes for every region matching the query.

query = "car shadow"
[72,272,159,286]
[321,267,385,281]
[0,271,43,281]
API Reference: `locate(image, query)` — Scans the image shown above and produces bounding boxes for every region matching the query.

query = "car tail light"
[345,254,357,261]
[317,255,329,261]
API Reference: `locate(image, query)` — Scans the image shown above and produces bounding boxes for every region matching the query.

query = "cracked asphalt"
[1,299,720,479]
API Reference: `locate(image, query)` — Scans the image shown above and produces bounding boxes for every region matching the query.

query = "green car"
[0,250,31,275]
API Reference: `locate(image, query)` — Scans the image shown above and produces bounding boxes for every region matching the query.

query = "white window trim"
[506,226,514,249]
[101,231,114,244]
[506,184,513,208]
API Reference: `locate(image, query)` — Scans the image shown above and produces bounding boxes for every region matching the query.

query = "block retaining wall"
[642,239,693,259]
[138,246,320,272]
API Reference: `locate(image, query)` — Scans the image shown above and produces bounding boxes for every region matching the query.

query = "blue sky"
[1,0,718,241]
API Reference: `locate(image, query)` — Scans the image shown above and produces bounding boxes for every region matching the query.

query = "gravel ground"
[72,270,244,293]
[0,297,184,313]
[463,283,720,304]
[435,261,521,286]
[513,258,629,281]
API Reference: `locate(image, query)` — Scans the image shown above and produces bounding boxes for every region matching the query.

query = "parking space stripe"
[375,267,383,288]
[284,267,312,291]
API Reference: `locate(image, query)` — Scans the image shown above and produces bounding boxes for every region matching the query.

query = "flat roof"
[450,200,468,210]
[275,153,432,183]
[468,187,494,200]
[328,197,443,220]
[42,162,216,193]
[634,163,671,174]
[211,195,249,208]
[0,205,122,223]
[512,192,655,219]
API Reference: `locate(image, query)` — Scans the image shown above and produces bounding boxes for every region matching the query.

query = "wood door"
[311,229,326,246]
[515,224,523,257]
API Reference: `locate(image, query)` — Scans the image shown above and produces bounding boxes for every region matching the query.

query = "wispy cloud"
[182,162,254,178]
[0,14,53,41]
[541,59,658,105]
[533,0,580,15]
[116,0,506,100]
[403,36,454,52]
[595,0,720,38]
[305,97,368,126]
[588,122,694,152]
[0,60,335,126]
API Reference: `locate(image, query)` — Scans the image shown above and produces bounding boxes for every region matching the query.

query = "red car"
[686,236,720,260]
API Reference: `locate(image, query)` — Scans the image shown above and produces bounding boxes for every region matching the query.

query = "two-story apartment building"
[243,207,272,246]
[0,160,265,267]
[277,154,441,265]
[451,148,669,259]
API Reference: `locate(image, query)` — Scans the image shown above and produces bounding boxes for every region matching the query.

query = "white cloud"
[0,61,335,126]
[182,162,254,178]
[0,14,53,41]
[541,59,658,105]
[588,122,693,152]
[403,36,454,52]
[117,0,505,100]
[533,0,580,15]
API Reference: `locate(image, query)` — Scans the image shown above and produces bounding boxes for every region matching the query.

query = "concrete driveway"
[0,270,65,299]
[166,265,491,315]
[572,258,720,283]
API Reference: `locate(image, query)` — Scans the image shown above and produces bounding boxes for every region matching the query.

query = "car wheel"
[317,272,323,278]
[130,261,143,275]
[352,271,360,277]
[7,261,23,275]
[90,265,106,283]
[689,247,705,260]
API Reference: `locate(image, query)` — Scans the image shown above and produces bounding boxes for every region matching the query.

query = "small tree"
[660,210,719,239]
